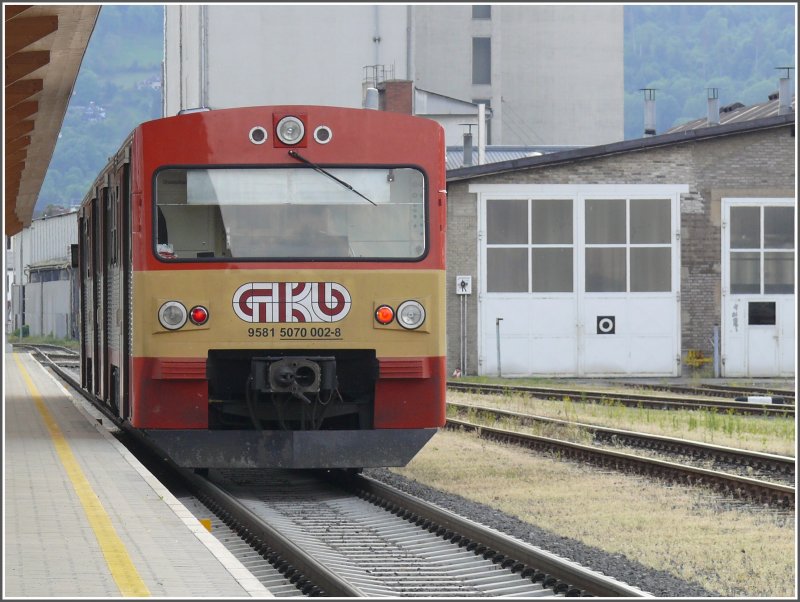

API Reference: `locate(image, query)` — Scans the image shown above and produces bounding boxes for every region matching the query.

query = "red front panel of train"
[122,106,446,435]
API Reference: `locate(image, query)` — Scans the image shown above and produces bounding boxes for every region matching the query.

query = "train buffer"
[684,349,713,368]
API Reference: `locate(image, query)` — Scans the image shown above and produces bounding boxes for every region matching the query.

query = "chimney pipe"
[776,67,793,115]
[641,88,656,137]
[707,88,720,126]
[463,130,473,167]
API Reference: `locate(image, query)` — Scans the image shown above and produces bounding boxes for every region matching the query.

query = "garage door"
[474,184,685,377]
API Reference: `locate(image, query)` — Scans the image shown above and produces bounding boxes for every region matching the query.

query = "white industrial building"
[163,4,623,147]
[7,211,79,339]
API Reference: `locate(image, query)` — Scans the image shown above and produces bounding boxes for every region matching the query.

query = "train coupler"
[250,356,338,403]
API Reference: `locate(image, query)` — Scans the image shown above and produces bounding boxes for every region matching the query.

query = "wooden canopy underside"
[5,4,100,236]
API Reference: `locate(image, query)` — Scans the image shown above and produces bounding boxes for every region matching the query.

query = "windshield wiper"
[288,150,377,206]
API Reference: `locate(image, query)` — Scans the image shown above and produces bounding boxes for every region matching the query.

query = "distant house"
[85,101,106,122]
[137,75,162,91]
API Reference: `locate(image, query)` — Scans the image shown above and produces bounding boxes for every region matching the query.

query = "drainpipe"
[406,5,415,82]
[712,326,720,378]
[496,317,503,378]
[478,103,486,165]
[373,6,381,66]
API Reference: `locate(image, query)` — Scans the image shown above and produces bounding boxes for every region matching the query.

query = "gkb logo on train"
[232,282,351,323]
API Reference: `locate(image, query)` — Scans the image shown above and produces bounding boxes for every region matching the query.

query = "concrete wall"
[8,211,78,337]
[23,279,76,338]
[413,5,624,145]
[164,5,410,115]
[445,124,795,376]
[163,5,623,147]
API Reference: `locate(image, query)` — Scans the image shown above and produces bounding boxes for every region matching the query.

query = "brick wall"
[445,125,795,376]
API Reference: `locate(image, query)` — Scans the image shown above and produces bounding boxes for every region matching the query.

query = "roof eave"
[447,113,795,182]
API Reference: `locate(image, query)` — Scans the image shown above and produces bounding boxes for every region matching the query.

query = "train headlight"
[158,301,187,330]
[189,305,209,326]
[276,116,305,145]
[375,304,395,325]
[397,300,425,330]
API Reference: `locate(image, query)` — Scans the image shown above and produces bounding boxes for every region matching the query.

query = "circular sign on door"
[597,316,616,335]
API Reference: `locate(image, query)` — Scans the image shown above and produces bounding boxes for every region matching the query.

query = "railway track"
[185,468,652,597]
[447,380,795,417]
[22,344,652,597]
[445,408,794,510]
[619,381,795,405]
[448,402,794,484]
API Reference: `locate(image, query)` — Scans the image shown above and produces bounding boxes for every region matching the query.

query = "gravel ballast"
[364,467,717,598]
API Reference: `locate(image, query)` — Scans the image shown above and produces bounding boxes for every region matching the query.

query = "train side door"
[79,212,92,390]
[91,189,105,398]
[102,181,113,407]
[119,162,132,420]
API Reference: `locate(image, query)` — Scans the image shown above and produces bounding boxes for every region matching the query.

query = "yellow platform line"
[14,354,151,597]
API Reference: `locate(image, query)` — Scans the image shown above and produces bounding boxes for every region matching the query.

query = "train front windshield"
[154,167,426,260]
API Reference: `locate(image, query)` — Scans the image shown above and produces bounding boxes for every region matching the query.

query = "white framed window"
[727,200,795,295]
[485,197,574,293]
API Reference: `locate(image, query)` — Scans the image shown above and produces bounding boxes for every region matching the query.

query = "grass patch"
[7,334,79,351]
[394,430,795,597]
[448,390,795,457]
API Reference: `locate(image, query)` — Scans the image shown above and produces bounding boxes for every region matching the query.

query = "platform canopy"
[5,4,100,236]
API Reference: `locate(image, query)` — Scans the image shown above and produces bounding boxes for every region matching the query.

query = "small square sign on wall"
[597,315,615,334]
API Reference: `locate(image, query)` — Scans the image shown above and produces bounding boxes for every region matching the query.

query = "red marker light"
[375,305,394,325]
[189,305,209,325]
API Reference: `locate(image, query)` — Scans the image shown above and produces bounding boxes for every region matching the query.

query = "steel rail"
[20,344,361,596]
[181,470,365,597]
[619,381,795,404]
[446,418,795,509]
[25,343,655,597]
[447,381,794,416]
[448,402,795,477]
[348,473,653,598]
[698,383,794,399]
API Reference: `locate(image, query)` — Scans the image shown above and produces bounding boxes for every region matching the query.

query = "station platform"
[3,347,271,598]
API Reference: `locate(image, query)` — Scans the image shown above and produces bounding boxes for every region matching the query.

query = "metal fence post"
[496,317,503,378]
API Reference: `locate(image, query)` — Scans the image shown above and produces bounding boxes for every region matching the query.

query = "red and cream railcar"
[78,105,446,468]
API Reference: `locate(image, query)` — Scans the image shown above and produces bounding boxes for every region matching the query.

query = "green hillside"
[36,6,163,215]
[624,4,795,138]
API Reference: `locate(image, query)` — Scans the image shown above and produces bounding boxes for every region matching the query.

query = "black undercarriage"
[206,349,378,431]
